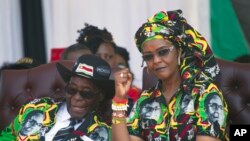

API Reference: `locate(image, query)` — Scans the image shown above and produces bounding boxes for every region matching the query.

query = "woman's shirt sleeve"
[195,83,229,140]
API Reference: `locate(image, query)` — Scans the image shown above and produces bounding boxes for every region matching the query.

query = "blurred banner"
[211,0,250,61]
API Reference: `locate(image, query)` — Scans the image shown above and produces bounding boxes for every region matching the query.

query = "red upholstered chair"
[0,60,74,131]
[142,58,250,129]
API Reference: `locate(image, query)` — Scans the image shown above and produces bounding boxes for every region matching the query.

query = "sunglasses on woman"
[65,84,98,99]
[142,46,174,62]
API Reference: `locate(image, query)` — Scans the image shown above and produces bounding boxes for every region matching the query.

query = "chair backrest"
[142,58,250,125]
[0,60,74,131]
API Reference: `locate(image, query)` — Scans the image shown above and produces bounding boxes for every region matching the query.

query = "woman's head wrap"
[135,9,220,96]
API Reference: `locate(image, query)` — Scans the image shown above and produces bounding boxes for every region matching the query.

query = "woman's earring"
[147,67,150,74]
[178,48,182,66]
[178,55,181,66]
[141,60,144,67]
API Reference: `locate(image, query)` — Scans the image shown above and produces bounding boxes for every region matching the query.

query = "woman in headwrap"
[111,10,228,141]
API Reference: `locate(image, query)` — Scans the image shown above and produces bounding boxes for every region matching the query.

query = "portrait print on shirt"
[89,126,109,141]
[204,93,225,136]
[14,98,58,140]
[19,110,44,136]
[141,101,161,120]
[180,94,194,114]
[140,100,161,129]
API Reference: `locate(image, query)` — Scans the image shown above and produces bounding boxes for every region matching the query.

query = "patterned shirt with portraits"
[0,97,111,141]
[127,82,229,141]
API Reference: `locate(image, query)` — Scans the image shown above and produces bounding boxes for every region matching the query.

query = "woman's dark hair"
[115,46,130,68]
[61,42,91,60]
[76,23,116,53]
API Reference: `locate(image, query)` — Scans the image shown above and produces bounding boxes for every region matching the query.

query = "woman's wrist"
[113,96,128,103]
[112,96,128,124]
[112,110,127,124]
[112,96,129,111]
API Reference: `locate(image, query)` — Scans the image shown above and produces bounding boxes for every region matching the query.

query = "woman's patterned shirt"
[127,82,229,141]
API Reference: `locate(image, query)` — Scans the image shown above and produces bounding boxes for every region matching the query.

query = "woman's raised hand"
[113,67,132,99]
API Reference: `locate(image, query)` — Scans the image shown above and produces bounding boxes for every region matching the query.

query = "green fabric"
[211,0,250,60]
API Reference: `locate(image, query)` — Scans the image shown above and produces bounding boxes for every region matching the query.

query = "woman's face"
[66,76,100,119]
[96,42,116,67]
[115,54,127,68]
[142,39,179,80]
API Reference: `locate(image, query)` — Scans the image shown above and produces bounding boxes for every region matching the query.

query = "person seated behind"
[76,24,118,122]
[0,55,114,141]
[114,46,141,114]
[0,57,41,84]
[115,46,130,69]
[234,54,250,63]
[61,42,92,61]
[76,23,117,68]
[115,46,141,103]
[0,57,41,70]
[112,10,228,141]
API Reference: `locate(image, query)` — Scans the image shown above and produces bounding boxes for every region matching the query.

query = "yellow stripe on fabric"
[185,29,208,53]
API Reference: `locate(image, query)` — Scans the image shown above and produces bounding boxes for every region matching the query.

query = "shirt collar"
[57,102,71,122]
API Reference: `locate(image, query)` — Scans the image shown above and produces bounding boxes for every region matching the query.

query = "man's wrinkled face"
[66,76,100,119]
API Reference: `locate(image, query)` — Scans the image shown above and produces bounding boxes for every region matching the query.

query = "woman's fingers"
[114,68,129,81]
[114,68,132,98]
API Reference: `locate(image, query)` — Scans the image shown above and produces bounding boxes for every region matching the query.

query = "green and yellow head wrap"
[135,9,221,97]
[135,10,186,52]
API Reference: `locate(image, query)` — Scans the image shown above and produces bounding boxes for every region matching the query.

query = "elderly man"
[0,55,114,141]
